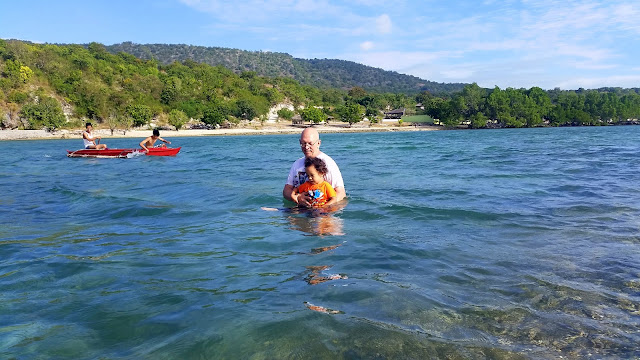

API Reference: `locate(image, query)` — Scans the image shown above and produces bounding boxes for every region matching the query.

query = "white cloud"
[612,4,640,34]
[360,41,374,51]
[375,14,392,34]
[556,75,640,89]
[181,0,640,89]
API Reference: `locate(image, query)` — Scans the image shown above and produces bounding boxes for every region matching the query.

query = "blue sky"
[1,0,639,90]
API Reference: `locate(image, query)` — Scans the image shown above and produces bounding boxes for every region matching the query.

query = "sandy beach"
[0,123,441,141]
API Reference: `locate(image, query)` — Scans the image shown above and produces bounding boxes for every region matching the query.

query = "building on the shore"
[291,114,303,125]
[382,108,406,124]
[383,108,405,119]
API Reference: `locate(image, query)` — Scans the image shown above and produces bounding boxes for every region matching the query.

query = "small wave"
[126,151,146,158]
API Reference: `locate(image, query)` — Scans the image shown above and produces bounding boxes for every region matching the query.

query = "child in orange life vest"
[293,157,337,208]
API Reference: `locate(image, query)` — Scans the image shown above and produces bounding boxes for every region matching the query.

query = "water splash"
[126,151,146,159]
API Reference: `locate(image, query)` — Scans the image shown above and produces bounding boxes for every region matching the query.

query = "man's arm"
[140,137,150,151]
[283,184,296,203]
[333,186,346,203]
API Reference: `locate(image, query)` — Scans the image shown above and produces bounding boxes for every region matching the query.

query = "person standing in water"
[140,129,171,152]
[283,128,346,206]
[293,157,337,208]
[82,123,107,150]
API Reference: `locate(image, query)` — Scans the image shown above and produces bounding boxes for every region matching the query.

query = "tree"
[160,76,182,105]
[277,108,294,121]
[20,97,66,131]
[232,93,269,121]
[104,114,127,135]
[470,112,488,129]
[19,65,34,83]
[87,42,111,60]
[235,98,258,120]
[126,104,154,127]
[527,87,552,121]
[264,87,284,105]
[486,86,510,123]
[3,60,25,88]
[122,116,134,135]
[348,86,366,99]
[168,109,188,130]
[503,88,529,128]
[177,100,206,120]
[415,91,433,106]
[456,82,486,118]
[620,93,640,122]
[337,104,364,127]
[365,107,380,123]
[300,107,325,124]
[425,97,457,127]
[322,89,345,107]
[202,104,226,126]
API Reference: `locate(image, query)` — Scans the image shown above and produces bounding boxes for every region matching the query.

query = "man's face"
[86,125,93,132]
[300,133,320,158]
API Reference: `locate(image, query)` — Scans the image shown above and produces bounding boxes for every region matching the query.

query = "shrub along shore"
[0,123,440,141]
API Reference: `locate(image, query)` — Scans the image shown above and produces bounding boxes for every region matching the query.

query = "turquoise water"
[1,127,639,359]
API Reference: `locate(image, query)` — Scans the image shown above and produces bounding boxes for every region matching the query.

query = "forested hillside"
[1,38,639,133]
[0,39,421,131]
[105,42,465,95]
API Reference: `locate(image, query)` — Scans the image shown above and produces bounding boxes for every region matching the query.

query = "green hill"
[105,42,465,95]
[0,39,429,131]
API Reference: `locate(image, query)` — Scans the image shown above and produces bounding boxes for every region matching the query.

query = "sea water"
[1,127,639,359]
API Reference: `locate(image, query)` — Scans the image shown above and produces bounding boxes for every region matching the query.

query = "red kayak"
[67,147,181,158]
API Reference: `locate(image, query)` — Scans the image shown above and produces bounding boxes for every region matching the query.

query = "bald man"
[283,128,346,207]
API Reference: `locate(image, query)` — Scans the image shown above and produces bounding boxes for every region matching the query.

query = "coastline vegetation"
[1,39,639,133]
[420,83,640,129]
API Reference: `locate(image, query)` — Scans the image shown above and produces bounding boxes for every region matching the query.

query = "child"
[83,122,107,150]
[293,157,337,208]
[140,129,171,152]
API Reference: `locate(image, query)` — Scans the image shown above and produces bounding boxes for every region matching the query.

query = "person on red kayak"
[140,129,171,152]
[83,123,107,150]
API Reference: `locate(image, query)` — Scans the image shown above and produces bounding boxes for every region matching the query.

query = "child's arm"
[319,183,338,207]
[159,136,171,144]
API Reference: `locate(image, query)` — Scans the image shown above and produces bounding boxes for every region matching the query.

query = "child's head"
[304,157,328,185]
[152,129,160,137]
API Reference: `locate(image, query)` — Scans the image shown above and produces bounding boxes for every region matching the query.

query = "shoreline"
[0,124,441,141]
